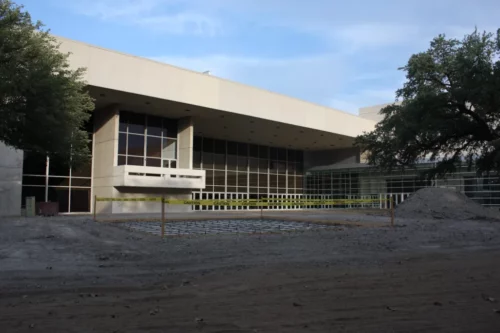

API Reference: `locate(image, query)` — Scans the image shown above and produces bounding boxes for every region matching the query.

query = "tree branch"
[444,72,455,87]
[427,75,451,89]
[452,102,495,140]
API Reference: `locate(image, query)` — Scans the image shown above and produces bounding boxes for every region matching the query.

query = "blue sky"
[20,0,499,114]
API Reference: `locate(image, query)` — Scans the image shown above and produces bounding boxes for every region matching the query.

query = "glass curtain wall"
[22,117,93,213]
[22,145,93,213]
[118,111,178,168]
[306,164,500,207]
[193,136,304,210]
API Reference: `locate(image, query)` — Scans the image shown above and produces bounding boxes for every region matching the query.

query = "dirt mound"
[396,187,498,220]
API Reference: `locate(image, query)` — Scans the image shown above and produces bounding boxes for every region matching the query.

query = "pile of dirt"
[396,187,498,220]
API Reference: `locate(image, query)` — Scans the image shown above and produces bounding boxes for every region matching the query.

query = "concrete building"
[3,37,497,216]
[0,36,385,216]
[308,102,500,208]
[359,103,392,122]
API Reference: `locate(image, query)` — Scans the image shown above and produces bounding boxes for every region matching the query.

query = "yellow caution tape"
[96,197,385,206]
[96,197,163,202]
[261,198,384,203]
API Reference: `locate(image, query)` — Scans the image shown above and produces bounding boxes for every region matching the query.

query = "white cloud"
[331,24,421,50]
[329,88,400,114]
[71,0,160,19]
[53,0,499,113]
[136,13,221,36]
[351,70,403,82]
[62,0,221,36]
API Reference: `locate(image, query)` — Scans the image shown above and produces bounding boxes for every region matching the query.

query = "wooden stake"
[390,197,395,227]
[93,195,97,222]
[161,195,166,238]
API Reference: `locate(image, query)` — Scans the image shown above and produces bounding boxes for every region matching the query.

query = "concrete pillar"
[0,142,23,216]
[177,116,193,169]
[92,111,195,215]
[92,105,120,214]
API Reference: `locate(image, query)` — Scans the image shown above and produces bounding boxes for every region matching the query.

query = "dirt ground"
[1,214,500,332]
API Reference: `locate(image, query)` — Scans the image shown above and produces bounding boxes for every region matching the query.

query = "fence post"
[161,195,166,238]
[390,197,395,227]
[93,195,97,222]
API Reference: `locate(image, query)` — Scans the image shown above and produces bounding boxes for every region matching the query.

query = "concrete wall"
[304,147,360,170]
[0,142,23,216]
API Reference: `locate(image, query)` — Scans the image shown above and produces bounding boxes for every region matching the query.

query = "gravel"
[2,213,500,332]
[122,219,334,236]
[396,187,499,220]
[1,213,500,293]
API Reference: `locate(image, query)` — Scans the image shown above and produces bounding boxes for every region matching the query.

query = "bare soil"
[396,187,499,220]
[1,214,500,332]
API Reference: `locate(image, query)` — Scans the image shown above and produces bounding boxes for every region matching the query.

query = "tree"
[0,0,94,165]
[355,29,500,177]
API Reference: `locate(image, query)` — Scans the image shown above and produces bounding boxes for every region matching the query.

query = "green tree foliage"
[355,29,500,177]
[0,0,94,165]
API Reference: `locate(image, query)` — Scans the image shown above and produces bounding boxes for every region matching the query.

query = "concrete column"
[177,116,193,169]
[0,142,23,216]
[92,104,120,214]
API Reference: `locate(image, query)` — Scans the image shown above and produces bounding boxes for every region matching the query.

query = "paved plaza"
[121,219,335,236]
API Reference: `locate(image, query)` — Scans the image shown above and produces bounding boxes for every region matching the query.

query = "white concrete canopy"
[56,36,376,150]
[89,86,360,150]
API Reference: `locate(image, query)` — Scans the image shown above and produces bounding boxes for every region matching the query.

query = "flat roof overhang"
[91,87,357,150]
[57,35,376,150]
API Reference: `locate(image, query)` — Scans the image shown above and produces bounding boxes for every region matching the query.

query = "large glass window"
[147,137,162,157]
[118,111,178,168]
[22,113,93,214]
[194,136,305,198]
[22,144,93,213]
[162,138,177,159]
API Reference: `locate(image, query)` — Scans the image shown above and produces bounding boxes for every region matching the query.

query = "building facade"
[0,36,377,216]
[306,164,500,208]
[2,37,497,216]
